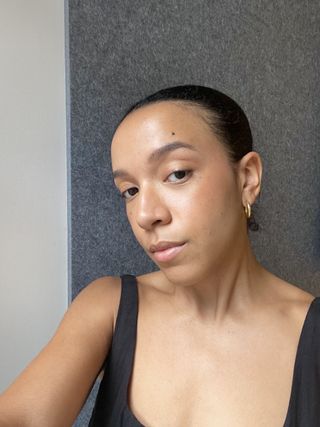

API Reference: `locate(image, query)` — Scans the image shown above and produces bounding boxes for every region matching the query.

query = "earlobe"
[239,151,263,205]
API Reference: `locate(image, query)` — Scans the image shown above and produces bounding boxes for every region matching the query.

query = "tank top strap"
[293,296,320,370]
[113,274,139,349]
[284,296,320,426]
[110,274,139,388]
[88,274,139,426]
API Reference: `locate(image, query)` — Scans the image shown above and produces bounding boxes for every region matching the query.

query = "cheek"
[178,173,239,232]
[178,172,224,212]
[127,216,144,246]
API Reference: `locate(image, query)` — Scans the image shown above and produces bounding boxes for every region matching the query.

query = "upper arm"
[0,275,121,427]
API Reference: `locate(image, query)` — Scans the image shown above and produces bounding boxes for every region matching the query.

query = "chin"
[158,263,205,288]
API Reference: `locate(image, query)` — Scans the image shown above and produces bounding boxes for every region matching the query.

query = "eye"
[167,170,191,183]
[120,187,138,200]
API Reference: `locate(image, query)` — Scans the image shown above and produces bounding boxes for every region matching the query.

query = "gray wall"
[68,1,320,424]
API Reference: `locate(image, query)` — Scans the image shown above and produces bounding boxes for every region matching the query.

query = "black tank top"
[88,274,320,426]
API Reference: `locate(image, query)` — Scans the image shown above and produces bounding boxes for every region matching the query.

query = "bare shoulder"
[57,274,123,347]
[286,283,316,326]
[72,275,122,332]
[277,276,315,305]
[264,271,316,326]
[75,274,121,305]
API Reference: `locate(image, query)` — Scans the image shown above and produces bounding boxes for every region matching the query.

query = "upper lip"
[149,241,185,253]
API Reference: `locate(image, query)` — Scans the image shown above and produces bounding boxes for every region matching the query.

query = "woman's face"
[111,102,247,284]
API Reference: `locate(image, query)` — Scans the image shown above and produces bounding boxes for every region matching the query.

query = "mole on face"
[171,132,175,136]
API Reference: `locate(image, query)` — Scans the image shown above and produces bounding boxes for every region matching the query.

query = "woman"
[0,85,319,426]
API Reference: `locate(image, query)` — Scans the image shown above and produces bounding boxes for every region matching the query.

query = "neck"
[164,239,268,324]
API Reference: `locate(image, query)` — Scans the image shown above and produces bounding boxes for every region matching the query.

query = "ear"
[237,151,263,206]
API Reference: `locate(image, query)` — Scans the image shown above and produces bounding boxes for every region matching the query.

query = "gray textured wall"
[68,1,320,424]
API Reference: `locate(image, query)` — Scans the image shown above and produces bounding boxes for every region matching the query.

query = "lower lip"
[152,242,186,263]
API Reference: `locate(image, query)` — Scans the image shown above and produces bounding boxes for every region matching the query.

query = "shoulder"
[76,274,121,299]
[262,270,315,307]
[71,275,122,334]
[265,274,317,332]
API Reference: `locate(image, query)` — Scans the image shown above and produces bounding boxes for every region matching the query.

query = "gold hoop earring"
[244,203,251,219]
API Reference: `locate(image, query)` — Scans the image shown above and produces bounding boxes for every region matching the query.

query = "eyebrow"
[112,141,198,180]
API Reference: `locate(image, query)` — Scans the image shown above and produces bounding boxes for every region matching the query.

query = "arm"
[0,276,121,427]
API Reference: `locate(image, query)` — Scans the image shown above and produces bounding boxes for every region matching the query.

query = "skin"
[0,101,315,427]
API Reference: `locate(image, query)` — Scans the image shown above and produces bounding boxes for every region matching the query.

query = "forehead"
[111,102,219,159]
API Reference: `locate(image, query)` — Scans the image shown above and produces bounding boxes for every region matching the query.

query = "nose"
[135,185,172,231]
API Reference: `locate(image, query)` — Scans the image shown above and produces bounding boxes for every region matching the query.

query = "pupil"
[175,171,185,179]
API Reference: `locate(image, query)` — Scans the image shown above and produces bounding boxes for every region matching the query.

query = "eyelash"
[119,169,192,200]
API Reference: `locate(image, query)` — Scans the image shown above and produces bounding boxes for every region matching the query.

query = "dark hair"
[119,85,259,231]
[121,85,253,163]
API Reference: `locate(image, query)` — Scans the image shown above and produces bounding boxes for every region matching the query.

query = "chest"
[127,317,298,427]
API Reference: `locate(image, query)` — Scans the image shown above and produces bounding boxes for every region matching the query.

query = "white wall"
[0,1,68,391]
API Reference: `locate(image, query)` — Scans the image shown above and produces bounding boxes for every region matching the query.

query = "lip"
[149,241,187,263]
[149,241,185,252]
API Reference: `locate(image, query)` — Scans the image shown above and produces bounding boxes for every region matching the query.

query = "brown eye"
[121,187,138,200]
[167,170,191,183]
